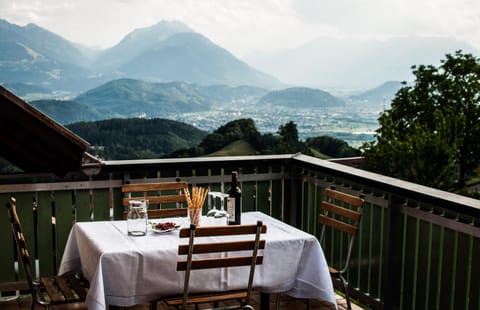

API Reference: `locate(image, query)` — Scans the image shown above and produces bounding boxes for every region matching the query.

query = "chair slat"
[121,181,188,193]
[54,275,76,301]
[122,207,188,220]
[179,224,267,238]
[41,277,64,303]
[324,188,364,208]
[177,256,264,270]
[178,240,266,255]
[148,208,187,218]
[67,274,88,300]
[122,195,187,207]
[319,214,358,235]
[321,201,361,221]
[165,290,248,306]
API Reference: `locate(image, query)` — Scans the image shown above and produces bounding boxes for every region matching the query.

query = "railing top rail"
[292,154,480,217]
[102,154,295,171]
[103,154,294,165]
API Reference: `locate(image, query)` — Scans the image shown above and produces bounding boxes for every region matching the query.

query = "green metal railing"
[1,154,479,309]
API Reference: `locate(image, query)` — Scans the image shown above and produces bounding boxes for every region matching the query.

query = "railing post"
[382,194,404,310]
[286,160,300,227]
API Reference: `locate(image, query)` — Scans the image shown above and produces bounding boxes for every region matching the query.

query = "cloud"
[291,0,437,35]
[290,0,480,46]
[1,0,480,53]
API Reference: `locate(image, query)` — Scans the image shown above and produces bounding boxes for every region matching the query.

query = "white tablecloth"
[59,211,335,309]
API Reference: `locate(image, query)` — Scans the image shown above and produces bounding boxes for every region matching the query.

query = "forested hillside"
[65,117,360,161]
[31,100,104,124]
[66,118,207,160]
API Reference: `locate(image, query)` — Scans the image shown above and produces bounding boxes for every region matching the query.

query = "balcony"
[0,154,479,309]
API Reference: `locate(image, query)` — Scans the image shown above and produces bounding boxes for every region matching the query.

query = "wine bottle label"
[227,197,235,221]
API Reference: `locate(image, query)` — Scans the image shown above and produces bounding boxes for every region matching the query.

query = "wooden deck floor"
[0,292,363,310]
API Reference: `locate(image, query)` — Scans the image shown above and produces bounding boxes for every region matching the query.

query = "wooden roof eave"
[0,85,101,177]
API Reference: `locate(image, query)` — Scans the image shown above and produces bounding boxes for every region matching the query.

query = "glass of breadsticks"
[184,186,208,226]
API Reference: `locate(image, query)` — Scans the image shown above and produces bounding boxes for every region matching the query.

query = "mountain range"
[245,36,480,90]
[30,79,376,123]
[347,81,403,105]
[0,19,282,92]
[0,19,101,91]
[2,18,478,96]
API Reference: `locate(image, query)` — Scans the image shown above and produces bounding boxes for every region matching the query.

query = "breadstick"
[185,188,192,208]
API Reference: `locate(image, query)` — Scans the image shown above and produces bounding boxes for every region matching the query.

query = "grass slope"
[208,140,258,156]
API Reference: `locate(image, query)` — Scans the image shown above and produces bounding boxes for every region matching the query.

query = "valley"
[22,79,394,149]
[169,99,381,148]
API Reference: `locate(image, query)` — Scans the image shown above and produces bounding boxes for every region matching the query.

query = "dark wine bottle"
[226,171,241,225]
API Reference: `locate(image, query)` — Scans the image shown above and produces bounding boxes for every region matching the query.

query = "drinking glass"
[127,200,148,236]
[206,192,228,218]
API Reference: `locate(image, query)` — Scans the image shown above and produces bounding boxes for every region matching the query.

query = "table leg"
[260,292,270,309]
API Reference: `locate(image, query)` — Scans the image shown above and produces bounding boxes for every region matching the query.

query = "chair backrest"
[178,221,267,309]
[121,181,188,219]
[319,187,364,273]
[5,197,36,294]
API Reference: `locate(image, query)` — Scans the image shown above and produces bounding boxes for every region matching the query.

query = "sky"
[1,0,480,58]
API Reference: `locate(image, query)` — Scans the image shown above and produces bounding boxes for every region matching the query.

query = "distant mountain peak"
[118,30,283,88]
[24,22,42,30]
[121,20,193,44]
[148,20,192,31]
[92,20,194,72]
[259,87,344,108]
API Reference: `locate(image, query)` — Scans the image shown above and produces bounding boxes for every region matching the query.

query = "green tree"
[199,118,261,153]
[277,121,302,153]
[200,133,225,154]
[362,51,480,190]
[306,136,361,158]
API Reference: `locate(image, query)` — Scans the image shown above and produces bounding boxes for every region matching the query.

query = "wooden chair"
[5,197,89,310]
[318,187,364,310]
[121,181,188,219]
[160,221,267,310]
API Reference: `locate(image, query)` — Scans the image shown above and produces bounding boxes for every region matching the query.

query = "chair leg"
[338,275,351,310]
[276,293,312,310]
[150,300,157,310]
[274,293,280,310]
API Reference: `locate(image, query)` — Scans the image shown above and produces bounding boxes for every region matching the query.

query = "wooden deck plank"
[0,292,362,310]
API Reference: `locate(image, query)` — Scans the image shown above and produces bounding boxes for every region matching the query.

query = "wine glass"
[207,191,219,217]
[214,192,229,218]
